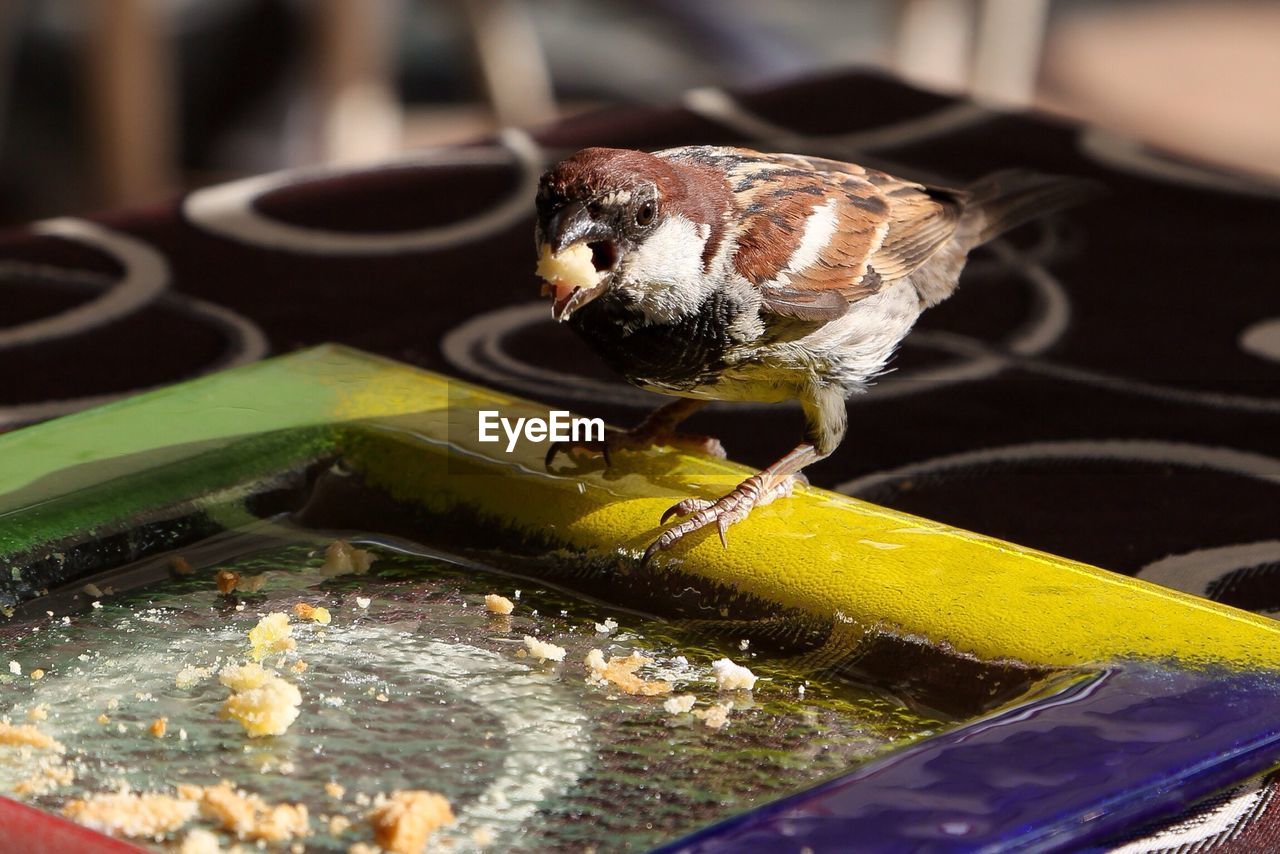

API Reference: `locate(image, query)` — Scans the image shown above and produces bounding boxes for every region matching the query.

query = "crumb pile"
[293,602,332,625]
[585,650,672,696]
[662,694,697,715]
[693,703,734,729]
[13,757,75,796]
[711,657,758,691]
[216,569,265,594]
[59,783,312,843]
[174,664,213,689]
[178,828,220,854]
[319,540,375,577]
[9,535,821,853]
[61,789,198,839]
[0,720,63,752]
[484,593,514,615]
[247,612,295,660]
[215,569,238,594]
[522,635,566,663]
[218,662,302,737]
[178,782,310,843]
[369,790,455,854]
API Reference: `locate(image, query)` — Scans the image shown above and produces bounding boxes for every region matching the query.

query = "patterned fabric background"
[2,72,1279,850]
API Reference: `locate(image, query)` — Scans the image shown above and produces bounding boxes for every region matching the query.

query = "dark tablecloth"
[3,71,1279,851]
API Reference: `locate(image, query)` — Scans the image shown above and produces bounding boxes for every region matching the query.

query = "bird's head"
[534,147,730,323]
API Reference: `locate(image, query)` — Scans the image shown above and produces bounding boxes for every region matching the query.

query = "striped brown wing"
[711,149,965,320]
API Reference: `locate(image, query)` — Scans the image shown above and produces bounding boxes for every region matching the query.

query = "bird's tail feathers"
[962,169,1103,248]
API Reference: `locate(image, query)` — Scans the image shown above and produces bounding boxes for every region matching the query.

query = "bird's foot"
[643,471,804,563]
[545,427,726,469]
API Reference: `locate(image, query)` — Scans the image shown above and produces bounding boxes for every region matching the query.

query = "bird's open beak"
[537,202,619,322]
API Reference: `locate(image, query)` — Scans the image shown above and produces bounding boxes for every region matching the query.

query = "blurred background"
[0,0,1276,225]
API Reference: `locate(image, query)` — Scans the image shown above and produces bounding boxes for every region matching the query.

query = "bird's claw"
[659,496,714,526]
[545,438,611,470]
[643,473,801,564]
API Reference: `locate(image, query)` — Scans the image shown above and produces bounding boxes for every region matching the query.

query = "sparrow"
[533,145,1096,562]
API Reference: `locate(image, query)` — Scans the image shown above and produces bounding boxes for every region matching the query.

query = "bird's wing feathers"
[704,149,964,321]
[869,186,965,283]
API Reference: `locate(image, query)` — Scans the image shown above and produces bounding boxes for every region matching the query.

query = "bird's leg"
[643,443,819,562]
[643,386,846,562]
[545,398,725,469]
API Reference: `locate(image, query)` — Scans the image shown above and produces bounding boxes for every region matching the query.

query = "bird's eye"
[636,201,656,226]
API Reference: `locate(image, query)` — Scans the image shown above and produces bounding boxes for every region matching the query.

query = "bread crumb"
[219,663,302,737]
[711,658,758,692]
[290,660,309,673]
[176,664,213,689]
[293,602,332,625]
[248,612,295,660]
[594,618,618,634]
[348,844,379,854]
[368,790,454,854]
[693,702,733,729]
[13,757,75,795]
[325,781,345,800]
[536,242,602,290]
[170,556,196,576]
[328,815,351,835]
[82,582,104,598]
[663,694,697,715]
[8,660,19,675]
[319,540,375,577]
[62,789,198,838]
[150,717,167,738]
[239,573,267,593]
[215,570,240,594]
[0,721,63,751]
[29,668,44,680]
[585,650,672,696]
[484,594,514,615]
[184,782,310,842]
[522,636,566,663]
[98,714,111,725]
[219,661,269,691]
[178,828,221,854]
[472,826,495,846]
[25,704,48,722]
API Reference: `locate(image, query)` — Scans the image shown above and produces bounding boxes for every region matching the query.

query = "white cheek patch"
[615,215,713,323]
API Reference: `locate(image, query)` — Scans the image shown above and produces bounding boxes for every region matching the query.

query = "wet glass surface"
[1,526,946,852]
